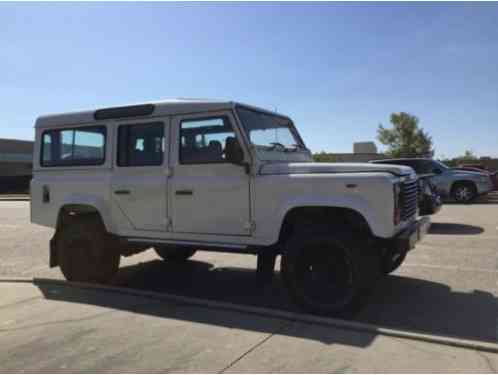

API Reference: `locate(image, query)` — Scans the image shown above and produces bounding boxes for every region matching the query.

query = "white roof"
[34,99,287,129]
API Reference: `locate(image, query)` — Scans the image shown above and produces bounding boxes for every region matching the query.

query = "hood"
[259,162,415,177]
[451,169,488,177]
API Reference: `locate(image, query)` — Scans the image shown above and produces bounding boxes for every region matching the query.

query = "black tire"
[451,182,477,203]
[57,215,120,283]
[281,232,380,316]
[382,250,407,274]
[154,246,197,262]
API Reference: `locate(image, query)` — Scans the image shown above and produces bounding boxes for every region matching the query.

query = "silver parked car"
[371,158,494,203]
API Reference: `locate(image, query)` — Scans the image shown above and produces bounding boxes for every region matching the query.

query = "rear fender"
[58,193,113,233]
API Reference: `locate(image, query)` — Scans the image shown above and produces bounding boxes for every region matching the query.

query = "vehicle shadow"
[428,222,484,235]
[34,259,497,344]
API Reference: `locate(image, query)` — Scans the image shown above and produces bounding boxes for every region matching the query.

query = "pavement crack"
[0,310,115,333]
[391,336,449,357]
[476,350,497,372]
[0,296,41,310]
[0,301,158,333]
[218,320,290,373]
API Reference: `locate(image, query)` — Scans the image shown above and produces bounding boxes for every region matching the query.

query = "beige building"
[0,138,33,193]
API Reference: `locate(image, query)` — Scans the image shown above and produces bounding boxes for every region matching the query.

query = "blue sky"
[1,2,497,158]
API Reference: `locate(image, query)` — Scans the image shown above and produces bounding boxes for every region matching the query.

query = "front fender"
[275,193,382,237]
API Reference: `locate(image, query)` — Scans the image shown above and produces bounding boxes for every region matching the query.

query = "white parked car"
[31,99,429,315]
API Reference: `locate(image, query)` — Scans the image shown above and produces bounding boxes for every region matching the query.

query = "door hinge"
[165,217,172,231]
[244,220,256,233]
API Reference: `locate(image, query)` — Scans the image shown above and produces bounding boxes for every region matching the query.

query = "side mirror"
[225,137,249,173]
[225,139,244,164]
[433,168,442,175]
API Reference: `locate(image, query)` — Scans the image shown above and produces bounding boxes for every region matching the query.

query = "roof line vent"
[94,104,155,120]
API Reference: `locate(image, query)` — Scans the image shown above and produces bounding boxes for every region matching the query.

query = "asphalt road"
[1,196,497,344]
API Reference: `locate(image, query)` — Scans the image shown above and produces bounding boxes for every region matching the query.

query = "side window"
[406,160,432,174]
[41,126,106,167]
[419,161,434,174]
[42,133,52,162]
[179,117,239,164]
[403,160,421,173]
[117,122,164,167]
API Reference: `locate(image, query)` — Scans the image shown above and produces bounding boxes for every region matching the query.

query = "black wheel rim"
[295,245,355,310]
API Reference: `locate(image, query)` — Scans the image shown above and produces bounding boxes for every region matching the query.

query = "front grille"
[401,179,418,221]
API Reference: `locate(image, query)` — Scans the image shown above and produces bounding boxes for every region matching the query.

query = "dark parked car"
[371,158,494,203]
[457,165,498,190]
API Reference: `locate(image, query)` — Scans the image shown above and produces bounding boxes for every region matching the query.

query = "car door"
[169,112,251,236]
[111,119,168,232]
[428,161,448,194]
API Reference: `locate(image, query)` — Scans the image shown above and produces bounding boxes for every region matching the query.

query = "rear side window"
[41,126,106,167]
[117,122,164,167]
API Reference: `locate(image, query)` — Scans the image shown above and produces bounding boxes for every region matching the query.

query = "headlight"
[480,176,490,183]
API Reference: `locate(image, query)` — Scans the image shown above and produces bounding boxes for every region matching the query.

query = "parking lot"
[1,195,497,346]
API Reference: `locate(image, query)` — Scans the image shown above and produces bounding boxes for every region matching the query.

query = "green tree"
[460,150,478,161]
[313,151,337,162]
[377,112,434,158]
[444,150,478,167]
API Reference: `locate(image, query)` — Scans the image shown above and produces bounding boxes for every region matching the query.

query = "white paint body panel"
[31,99,415,248]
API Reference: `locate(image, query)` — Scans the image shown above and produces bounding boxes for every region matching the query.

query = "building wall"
[0,139,33,193]
[0,138,33,155]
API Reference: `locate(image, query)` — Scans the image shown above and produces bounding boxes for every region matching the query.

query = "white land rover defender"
[31,99,430,315]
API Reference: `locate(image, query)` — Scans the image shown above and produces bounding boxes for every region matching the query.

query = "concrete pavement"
[1,196,498,372]
[0,280,497,372]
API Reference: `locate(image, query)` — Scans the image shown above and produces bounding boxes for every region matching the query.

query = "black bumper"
[419,194,442,216]
[392,216,431,254]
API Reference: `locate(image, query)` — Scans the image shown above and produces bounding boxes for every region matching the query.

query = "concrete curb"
[0,196,30,201]
[0,277,33,283]
[31,277,498,354]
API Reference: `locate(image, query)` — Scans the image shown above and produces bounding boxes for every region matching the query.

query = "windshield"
[434,160,449,170]
[236,106,311,162]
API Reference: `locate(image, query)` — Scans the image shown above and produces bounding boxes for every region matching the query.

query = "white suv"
[31,99,429,315]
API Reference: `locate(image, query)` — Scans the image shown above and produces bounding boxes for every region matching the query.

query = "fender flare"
[275,194,381,241]
[57,193,114,233]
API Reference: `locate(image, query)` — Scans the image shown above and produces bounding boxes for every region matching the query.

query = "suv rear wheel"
[281,231,380,316]
[451,182,477,203]
[154,246,197,262]
[57,215,120,283]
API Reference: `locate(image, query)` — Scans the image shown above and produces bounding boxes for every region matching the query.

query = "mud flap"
[49,235,58,267]
[256,251,277,284]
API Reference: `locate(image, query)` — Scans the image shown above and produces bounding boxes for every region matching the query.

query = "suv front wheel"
[281,232,380,316]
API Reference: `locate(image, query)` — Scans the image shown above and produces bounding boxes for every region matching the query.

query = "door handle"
[114,190,131,195]
[175,190,193,196]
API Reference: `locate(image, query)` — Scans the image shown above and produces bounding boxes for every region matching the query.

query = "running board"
[126,237,252,252]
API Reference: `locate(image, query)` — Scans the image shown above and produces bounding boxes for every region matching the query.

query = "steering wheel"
[269,142,286,150]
